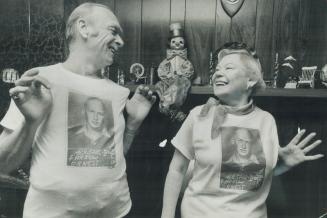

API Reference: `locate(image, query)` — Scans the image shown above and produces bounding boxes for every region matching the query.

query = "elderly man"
[0,3,155,218]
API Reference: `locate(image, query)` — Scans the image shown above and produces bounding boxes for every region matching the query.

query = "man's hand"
[9,68,52,125]
[125,85,156,130]
[279,129,324,169]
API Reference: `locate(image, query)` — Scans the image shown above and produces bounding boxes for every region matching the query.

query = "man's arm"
[123,117,140,155]
[123,85,156,155]
[0,68,52,173]
[0,123,38,174]
[274,129,324,176]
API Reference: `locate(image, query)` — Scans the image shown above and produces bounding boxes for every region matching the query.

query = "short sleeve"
[269,115,280,167]
[106,80,130,112]
[0,100,24,130]
[171,109,195,160]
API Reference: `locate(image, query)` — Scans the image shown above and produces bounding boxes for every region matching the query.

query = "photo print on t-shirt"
[220,127,266,191]
[67,92,116,168]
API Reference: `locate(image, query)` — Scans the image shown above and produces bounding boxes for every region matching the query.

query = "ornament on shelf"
[298,66,317,88]
[221,0,245,18]
[130,63,146,84]
[117,68,125,85]
[2,68,19,84]
[155,23,194,122]
[275,55,299,88]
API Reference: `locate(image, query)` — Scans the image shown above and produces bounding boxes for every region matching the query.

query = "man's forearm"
[123,116,142,155]
[0,122,38,174]
[123,126,138,155]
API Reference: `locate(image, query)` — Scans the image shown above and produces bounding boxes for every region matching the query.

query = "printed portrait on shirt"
[67,92,116,168]
[220,127,266,191]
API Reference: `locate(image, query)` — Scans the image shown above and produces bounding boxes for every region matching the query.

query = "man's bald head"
[65,3,114,45]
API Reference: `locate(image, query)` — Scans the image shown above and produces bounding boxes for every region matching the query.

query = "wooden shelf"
[124,85,327,98]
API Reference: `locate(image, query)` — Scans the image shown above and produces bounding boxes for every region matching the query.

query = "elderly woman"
[161,42,323,218]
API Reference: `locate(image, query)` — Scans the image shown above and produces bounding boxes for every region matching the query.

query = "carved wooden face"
[170,36,185,50]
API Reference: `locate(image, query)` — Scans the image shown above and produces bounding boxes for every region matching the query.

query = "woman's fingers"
[298,132,317,148]
[302,140,322,154]
[289,129,306,145]
[304,154,324,161]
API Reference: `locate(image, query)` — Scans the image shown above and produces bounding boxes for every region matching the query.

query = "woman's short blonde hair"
[216,43,266,94]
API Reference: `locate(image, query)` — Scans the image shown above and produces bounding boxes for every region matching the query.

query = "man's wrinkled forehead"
[89,6,123,33]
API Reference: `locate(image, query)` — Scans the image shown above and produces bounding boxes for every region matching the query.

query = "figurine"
[277,55,298,88]
[157,23,194,84]
[155,23,194,121]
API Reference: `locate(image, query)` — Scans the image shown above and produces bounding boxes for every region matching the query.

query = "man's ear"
[247,79,257,90]
[76,18,89,39]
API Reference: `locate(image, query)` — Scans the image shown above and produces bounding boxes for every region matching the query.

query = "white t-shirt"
[1,64,131,218]
[171,105,279,218]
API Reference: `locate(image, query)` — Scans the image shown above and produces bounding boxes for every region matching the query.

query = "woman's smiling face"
[212,53,250,103]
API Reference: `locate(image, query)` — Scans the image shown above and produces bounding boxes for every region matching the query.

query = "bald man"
[0,3,155,217]
[228,129,260,167]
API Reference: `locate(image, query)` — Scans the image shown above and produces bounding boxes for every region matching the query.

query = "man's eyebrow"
[108,25,123,34]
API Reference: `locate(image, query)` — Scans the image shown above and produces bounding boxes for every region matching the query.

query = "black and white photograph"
[0,0,326,217]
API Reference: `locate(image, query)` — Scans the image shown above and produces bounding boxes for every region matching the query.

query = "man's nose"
[115,35,124,48]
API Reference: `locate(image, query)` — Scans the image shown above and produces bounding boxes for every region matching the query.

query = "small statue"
[157,23,194,84]
[155,23,194,122]
[277,55,298,88]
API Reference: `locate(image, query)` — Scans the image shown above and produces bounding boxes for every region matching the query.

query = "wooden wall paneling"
[214,0,231,52]
[300,0,327,68]
[185,0,217,85]
[296,0,311,68]
[297,100,327,218]
[141,0,171,71]
[230,0,257,49]
[170,0,186,24]
[272,0,301,61]
[0,0,29,73]
[29,0,65,68]
[0,0,29,118]
[115,0,142,75]
[255,0,274,80]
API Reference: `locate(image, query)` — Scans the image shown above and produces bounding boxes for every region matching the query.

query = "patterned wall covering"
[28,0,66,68]
[0,0,30,118]
[0,0,29,73]
[0,0,65,118]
